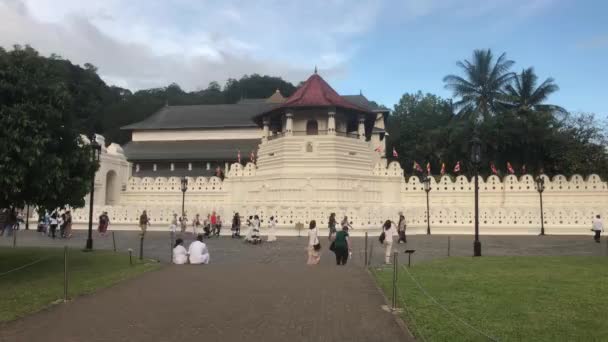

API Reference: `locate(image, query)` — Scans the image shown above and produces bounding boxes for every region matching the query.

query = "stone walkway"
[0,231,412,342]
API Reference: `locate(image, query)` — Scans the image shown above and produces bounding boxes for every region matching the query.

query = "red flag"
[237,150,241,164]
[374,146,382,152]
[522,164,527,174]
[507,162,515,174]
[426,162,431,175]
[440,163,446,175]
[453,161,461,173]
[413,161,423,173]
[392,147,398,158]
[490,162,498,175]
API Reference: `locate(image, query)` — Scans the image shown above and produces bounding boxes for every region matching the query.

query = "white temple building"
[75,72,608,235]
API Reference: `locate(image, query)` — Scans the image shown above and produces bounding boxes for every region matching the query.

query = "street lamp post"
[535,176,546,236]
[471,135,482,257]
[180,176,188,221]
[423,176,431,235]
[85,135,102,251]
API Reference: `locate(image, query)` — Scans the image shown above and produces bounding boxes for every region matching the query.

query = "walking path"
[0,231,412,342]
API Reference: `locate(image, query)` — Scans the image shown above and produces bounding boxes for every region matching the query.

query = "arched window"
[306,120,318,135]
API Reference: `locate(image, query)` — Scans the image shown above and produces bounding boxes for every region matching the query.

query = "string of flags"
[402,159,529,176]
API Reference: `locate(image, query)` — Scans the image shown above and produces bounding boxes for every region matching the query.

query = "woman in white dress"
[250,215,262,244]
[172,238,188,265]
[306,220,320,265]
[267,216,277,242]
[382,220,397,264]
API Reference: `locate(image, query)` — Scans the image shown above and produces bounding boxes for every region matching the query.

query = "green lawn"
[0,247,161,322]
[372,256,608,342]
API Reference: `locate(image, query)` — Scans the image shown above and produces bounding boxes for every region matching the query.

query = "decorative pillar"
[358,114,366,140]
[262,116,270,142]
[285,112,294,136]
[328,107,336,135]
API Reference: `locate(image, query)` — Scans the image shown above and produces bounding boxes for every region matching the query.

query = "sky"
[1,0,607,115]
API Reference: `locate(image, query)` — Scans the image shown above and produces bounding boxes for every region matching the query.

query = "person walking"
[193,214,202,235]
[592,214,604,243]
[49,211,58,239]
[179,213,188,233]
[98,211,110,236]
[63,210,73,238]
[139,210,149,236]
[267,216,277,242]
[333,225,351,266]
[231,212,241,238]
[341,216,352,231]
[307,220,321,265]
[397,213,407,244]
[328,213,337,239]
[382,220,397,264]
[210,211,218,236]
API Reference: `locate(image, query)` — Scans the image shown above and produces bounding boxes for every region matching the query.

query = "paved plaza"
[1,230,606,342]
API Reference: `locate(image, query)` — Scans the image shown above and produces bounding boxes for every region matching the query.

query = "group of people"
[172,235,210,265]
[36,210,73,239]
[169,211,224,238]
[307,213,354,266]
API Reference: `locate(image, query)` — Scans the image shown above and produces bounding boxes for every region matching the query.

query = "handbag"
[379,231,386,243]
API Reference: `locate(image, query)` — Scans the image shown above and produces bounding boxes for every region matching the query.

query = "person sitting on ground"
[172,238,188,265]
[188,234,210,264]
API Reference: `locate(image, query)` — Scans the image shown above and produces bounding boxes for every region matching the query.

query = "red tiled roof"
[279,73,371,112]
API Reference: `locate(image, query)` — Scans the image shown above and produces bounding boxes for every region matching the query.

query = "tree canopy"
[0,45,98,210]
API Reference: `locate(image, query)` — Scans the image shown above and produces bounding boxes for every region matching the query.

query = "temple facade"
[67,73,608,236]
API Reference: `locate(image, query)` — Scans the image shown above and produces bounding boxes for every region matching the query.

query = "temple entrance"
[105,170,118,205]
[306,120,318,135]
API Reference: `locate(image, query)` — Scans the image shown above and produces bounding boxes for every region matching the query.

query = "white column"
[358,114,366,140]
[262,116,270,142]
[328,107,336,135]
[285,112,294,136]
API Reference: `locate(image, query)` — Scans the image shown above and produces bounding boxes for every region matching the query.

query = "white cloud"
[0,0,383,91]
[0,0,556,91]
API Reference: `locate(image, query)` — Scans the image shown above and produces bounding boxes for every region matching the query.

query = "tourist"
[592,214,604,243]
[188,234,210,264]
[170,213,178,236]
[244,215,253,241]
[139,210,149,236]
[37,211,49,234]
[307,220,321,265]
[249,215,262,244]
[180,213,188,233]
[0,208,8,236]
[210,211,218,236]
[98,211,110,236]
[49,211,58,239]
[341,216,352,231]
[231,212,241,238]
[203,214,211,238]
[59,211,67,238]
[63,211,73,238]
[397,213,407,244]
[382,220,397,264]
[333,224,351,266]
[193,214,202,235]
[267,216,277,242]
[328,213,337,239]
[214,215,222,237]
[172,238,188,265]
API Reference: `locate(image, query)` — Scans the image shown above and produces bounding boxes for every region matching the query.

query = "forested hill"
[18,48,298,145]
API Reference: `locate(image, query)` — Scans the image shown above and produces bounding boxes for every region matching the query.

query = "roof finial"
[359,89,363,96]
[314,65,318,74]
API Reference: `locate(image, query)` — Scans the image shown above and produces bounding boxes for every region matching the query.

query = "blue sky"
[1,0,606,115]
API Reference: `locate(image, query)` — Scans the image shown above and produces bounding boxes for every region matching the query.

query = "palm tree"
[443,49,515,120]
[502,67,566,116]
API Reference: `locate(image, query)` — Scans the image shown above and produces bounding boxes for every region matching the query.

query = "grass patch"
[372,256,608,341]
[0,247,161,322]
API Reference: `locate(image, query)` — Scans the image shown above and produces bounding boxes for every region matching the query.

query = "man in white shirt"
[592,215,604,243]
[188,234,210,264]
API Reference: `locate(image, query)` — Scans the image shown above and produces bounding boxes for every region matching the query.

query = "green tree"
[0,45,98,210]
[443,49,515,120]
[503,67,566,116]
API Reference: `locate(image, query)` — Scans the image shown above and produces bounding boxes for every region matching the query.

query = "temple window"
[306,120,318,135]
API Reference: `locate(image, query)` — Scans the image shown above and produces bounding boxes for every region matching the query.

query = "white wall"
[132,128,262,141]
